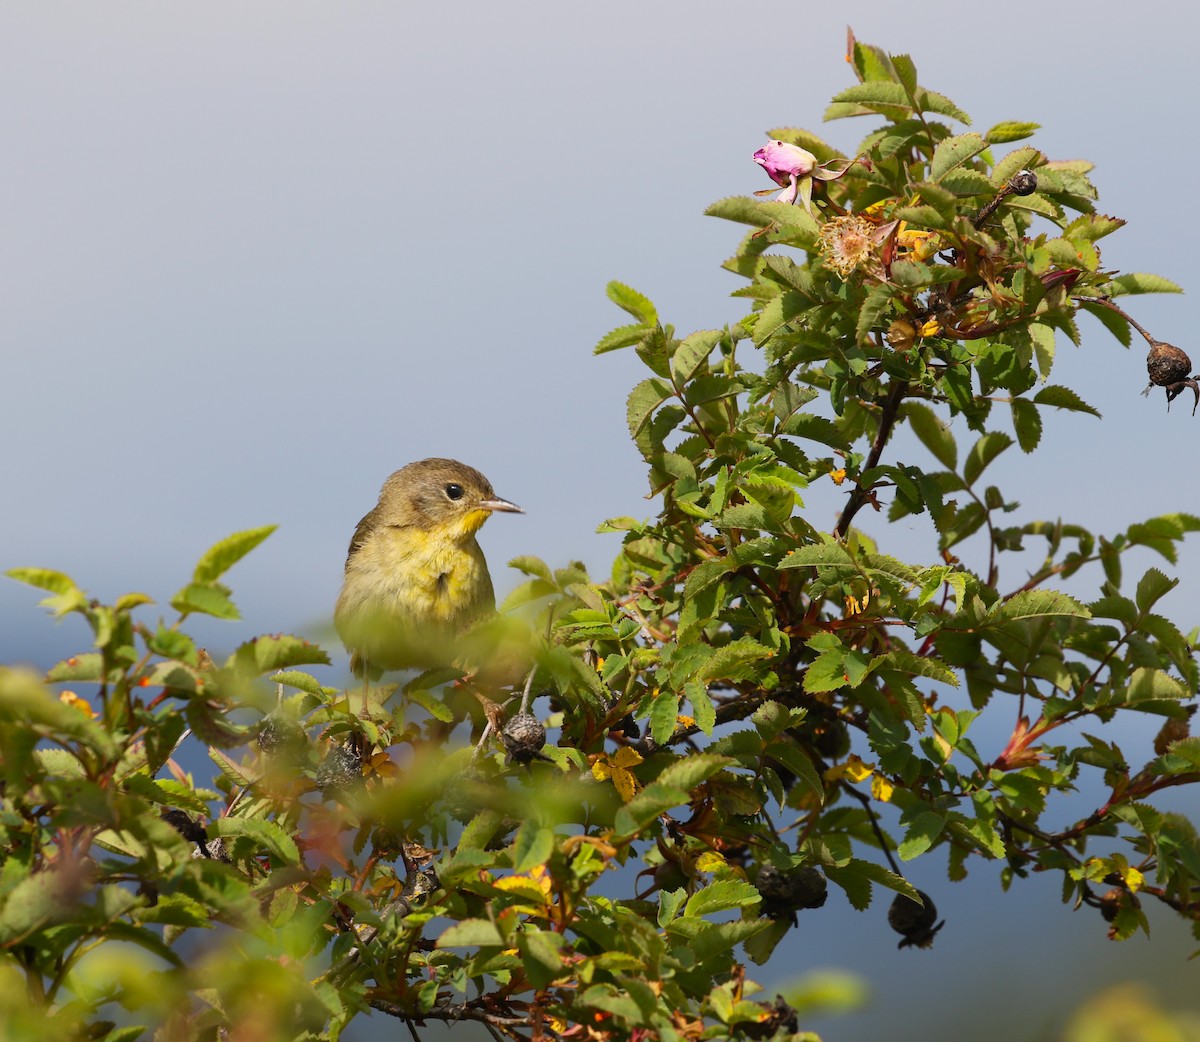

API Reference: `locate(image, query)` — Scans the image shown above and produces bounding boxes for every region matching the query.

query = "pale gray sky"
[3,3,1198,1038]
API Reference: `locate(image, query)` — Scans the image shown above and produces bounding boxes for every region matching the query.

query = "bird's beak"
[480,496,524,514]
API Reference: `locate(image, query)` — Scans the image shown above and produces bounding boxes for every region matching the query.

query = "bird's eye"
[445,483,464,501]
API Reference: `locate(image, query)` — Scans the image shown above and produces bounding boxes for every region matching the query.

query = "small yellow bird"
[334,459,522,677]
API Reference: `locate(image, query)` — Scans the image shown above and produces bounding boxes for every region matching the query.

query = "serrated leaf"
[1032,385,1101,417]
[856,284,894,345]
[438,918,506,947]
[963,431,1013,486]
[1107,273,1183,296]
[704,195,776,228]
[614,781,687,840]
[985,121,1040,144]
[995,590,1090,622]
[671,329,721,384]
[685,879,760,918]
[780,543,855,569]
[696,638,775,683]
[229,634,330,674]
[1136,568,1177,613]
[1010,398,1042,453]
[594,323,649,355]
[212,817,300,865]
[803,650,847,694]
[898,811,946,860]
[656,752,731,793]
[905,402,957,469]
[512,822,555,873]
[171,582,239,620]
[5,567,81,596]
[607,281,657,323]
[930,133,987,182]
[626,378,672,440]
[192,526,276,584]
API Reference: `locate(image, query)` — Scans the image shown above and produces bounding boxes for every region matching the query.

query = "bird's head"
[376,458,522,540]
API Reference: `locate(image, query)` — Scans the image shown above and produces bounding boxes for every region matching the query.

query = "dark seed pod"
[888,889,945,949]
[756,864,828,924]
[1099,886,1124,924]
[256,714,308,763]
[316,742,363,797]
[1010,169,1038,196]
[1143,340,1199,414]
[502,712,548,765]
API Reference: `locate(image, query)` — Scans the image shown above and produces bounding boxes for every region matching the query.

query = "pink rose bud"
[753,140,817,187]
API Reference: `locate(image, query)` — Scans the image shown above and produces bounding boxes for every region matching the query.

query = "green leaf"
[685,879,760,918]
[1033,385,1101,417]
[626,377,672,440]
[803,650,848,694]
[828,81,912,113]
[905,402,957,469]
[985,121,1040,144]
[211,817,300,865]
[930,133,987,182]
[1107,273,1184,296]
[898,811,946,860]
[656,752,731,793]
[1135,568,1178,613]
[171,582,239,620]
[594,322,649,355]
[614,781,688,840]
[649,689,681,746]
[193,526,277,584]
[780,543,855,569]
[963,431,1013,486]
[671,329,721,384]
[437,918,505,947]
[512,822,555,873]
[1010,398,1042,453]
[230,634,331,674]
[5,567,82,596]
[856,284,894,345]
[607,281,657,323]
[994,590,1090,622]
[704,195,775,229]
[658,887,686,927]
[517,930,565,989]
[696,638,775,683]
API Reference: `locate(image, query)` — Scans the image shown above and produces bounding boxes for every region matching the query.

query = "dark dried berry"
[1010,169,1038,196]
[502,712,548,766]
[316,743,363,797]
[1143,340,1199,414]
[756,864,828,923]
[256,714,307,762]
[161,808,207,845]
[888,889,945,949]
[1099,886,1124,924]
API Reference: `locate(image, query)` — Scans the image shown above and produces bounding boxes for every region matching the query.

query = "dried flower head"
[818,213,880,278]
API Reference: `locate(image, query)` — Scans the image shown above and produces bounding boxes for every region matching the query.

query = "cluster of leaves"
[3,33,1200,1042]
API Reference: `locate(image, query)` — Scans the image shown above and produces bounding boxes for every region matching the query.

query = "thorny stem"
[834,380,906,539]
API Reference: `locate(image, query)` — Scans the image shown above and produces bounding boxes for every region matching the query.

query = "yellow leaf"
[1124,867,1144,893]
[871,774,894,802]
[829,468,847,485]
[611,747,644,769]
[611,767,639,802]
